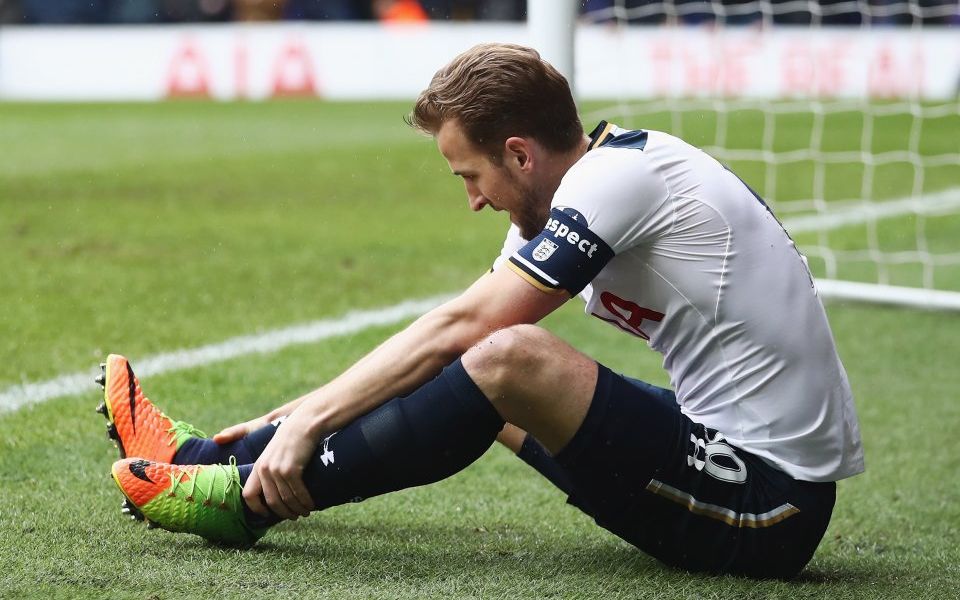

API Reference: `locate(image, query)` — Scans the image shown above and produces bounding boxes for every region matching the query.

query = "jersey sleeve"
[506,146,672,295]
[492,224,526,272]
[551,146,673,255]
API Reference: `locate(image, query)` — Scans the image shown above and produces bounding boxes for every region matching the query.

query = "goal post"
[527,0,578,90]
[528,0,960,311]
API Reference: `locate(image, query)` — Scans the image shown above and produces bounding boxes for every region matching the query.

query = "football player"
[104,43,863,578]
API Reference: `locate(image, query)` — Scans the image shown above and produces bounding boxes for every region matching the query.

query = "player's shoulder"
[555,127,668,210]
[586,122,688,151]
[566,123,688,175]
[562,139,650,188]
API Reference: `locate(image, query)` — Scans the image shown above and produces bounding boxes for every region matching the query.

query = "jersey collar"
[587,120,617,151]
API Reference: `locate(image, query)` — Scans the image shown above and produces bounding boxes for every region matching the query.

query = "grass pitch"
[1,101,958,599]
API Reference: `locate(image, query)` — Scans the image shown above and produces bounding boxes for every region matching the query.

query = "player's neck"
[564,135,592,173]
[546,135,592,193]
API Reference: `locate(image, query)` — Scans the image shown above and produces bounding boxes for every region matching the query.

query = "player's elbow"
[418,303,492,365]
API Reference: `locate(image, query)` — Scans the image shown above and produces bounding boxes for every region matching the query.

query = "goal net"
[564,0,960,309]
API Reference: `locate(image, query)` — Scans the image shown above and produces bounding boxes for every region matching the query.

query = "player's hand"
[242,410,317,520]
[212,415,272,445]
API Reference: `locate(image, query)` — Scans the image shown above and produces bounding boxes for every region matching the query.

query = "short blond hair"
[408,43,583,158]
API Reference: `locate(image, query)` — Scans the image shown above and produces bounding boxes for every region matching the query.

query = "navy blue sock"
[232,358,503,528]
[174,420,281,466]
[301,358,504,511]
[517,434,575,495]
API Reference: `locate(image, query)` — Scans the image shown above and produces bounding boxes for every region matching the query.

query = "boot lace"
[165,419,208,447]
[166,456,242,512]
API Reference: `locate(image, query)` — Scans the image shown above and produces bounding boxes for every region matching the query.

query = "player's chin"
[511,217,541,241]
[518,227,540,240]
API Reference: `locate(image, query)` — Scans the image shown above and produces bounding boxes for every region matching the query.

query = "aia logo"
[592,291,664,340]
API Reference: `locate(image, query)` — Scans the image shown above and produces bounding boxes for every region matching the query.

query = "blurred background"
[1,3,958,596]
[1,0,957,25]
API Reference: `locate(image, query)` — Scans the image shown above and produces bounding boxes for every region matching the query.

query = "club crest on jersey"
[532,239,559,262]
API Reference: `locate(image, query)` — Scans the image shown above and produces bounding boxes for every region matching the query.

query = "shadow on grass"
[68,512,914,600]
[793,563,907,586]
[225,518,895,588]
[241,518,661,581]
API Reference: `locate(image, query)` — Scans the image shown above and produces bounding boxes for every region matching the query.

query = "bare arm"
[243,266,570,518]
[212,395,309,444]
[286,267,568,442]
[214,267,565,443]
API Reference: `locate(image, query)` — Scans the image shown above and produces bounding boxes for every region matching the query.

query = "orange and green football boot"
[95,354,206,463]
[111,457,267,547]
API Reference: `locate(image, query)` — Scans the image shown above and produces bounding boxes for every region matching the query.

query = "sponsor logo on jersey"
[545,216,601,258]
[531,239,559,262]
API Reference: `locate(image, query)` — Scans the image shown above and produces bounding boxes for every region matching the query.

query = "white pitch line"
[0,293,455,415]
[4,188,959,414]
[782,188,960,233]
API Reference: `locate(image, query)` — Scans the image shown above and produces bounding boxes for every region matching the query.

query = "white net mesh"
[581,0,959,26]
[577,0,960,306]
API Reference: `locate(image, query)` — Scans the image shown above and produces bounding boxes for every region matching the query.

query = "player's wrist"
[286,400,336,445]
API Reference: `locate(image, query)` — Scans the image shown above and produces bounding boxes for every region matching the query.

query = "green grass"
[0,102,504,384]
[1,101,959,598]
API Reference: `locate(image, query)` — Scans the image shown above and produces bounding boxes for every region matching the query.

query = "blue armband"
[507,208,615,295]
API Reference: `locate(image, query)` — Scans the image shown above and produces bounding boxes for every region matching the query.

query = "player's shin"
[241,358,504,525]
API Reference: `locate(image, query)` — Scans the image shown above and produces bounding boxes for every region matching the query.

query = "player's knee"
[462,324,554,396]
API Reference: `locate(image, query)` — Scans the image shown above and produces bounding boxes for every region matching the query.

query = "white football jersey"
[495,122,864,482]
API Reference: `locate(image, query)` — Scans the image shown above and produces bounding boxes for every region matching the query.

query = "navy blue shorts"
[552,365,836,579]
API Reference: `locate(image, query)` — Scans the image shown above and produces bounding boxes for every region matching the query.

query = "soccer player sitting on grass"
[98,43,864,579]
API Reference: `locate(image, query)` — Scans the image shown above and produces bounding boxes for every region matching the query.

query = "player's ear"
[504,136,533,172]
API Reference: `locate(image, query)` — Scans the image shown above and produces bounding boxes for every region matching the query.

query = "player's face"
[436,120,550,240]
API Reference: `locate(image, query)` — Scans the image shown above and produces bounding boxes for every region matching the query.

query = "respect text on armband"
[545,217,600,258]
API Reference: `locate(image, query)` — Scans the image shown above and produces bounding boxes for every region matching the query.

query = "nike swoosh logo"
[128,459,154,483]
[126,363,136,433]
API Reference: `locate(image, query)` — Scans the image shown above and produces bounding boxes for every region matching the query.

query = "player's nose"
[469,195,490,212]
[466,189,489,211]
